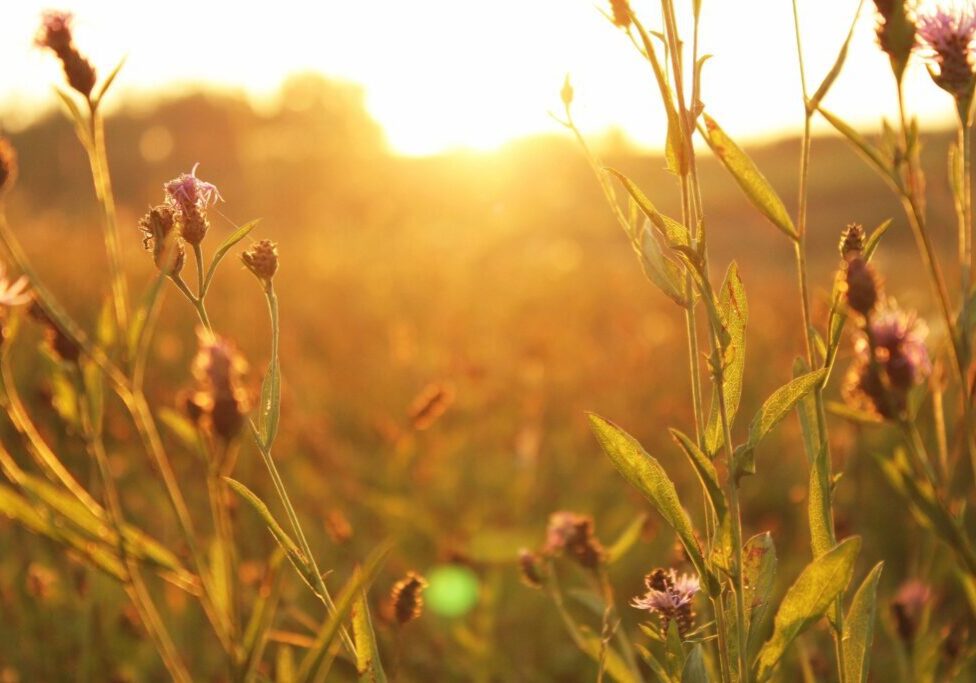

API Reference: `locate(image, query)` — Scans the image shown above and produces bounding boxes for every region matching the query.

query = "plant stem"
[85,104,129,348]
[790,6,846,680]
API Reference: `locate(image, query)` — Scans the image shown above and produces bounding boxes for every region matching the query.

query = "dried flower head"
[916,1,976,99]
[518,549,546,589]
[632,568,700,637]
[241,239,279,283]
[609,0,632,28]
[191,329,249,442]
[842,257,882,316]
[138,205,184,275]
[544,511,605,570]
[0,138,17,196]
[390,571,428,625]
[35,10,96,97]
[891,579,932,642]
[839,223,866,260]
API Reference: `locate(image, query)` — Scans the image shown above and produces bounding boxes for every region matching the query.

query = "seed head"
[839,223,866,260]
[390,572,428,625]
[138,205,184,275]
[0,138,17,196]
[518,549,546,589]
[609,0,632,28]
[544,511,605,570]
[241,239,279,283]
[35,10,96,98]
[842,257,881,316]
[632,568,700,638]
[916,2,976,99]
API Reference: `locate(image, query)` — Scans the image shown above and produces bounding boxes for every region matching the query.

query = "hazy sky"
[0,1,961,155]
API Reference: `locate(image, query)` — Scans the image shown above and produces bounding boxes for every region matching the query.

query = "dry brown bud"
[178,205,209,246]
[843,257,881,316]
[839,223,866,260]
[241,239,279,283]
[138,205,184,275]
[390,571,428,625]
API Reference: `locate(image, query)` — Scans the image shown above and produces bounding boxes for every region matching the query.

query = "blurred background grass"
[0,74,966,680]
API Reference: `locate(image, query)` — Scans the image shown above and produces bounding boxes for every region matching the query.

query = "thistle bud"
[0,138,17,196]
[838,223,866,260]
[544,511,605,570]
[241,239,279,283]
[35,11,97,98]
[178,206,209,246]
[872,0,916,80]
[390,572,428,625]
[843,257,880,316]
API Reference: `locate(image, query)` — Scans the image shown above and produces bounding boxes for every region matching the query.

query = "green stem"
[85,103,129,347]
[790,5,846,679]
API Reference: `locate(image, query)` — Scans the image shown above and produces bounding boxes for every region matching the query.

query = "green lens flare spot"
[425,565,479,617]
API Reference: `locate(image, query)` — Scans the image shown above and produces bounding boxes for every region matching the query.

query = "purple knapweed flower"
[858,304,932,387]
[164,163,223,215]
[632,568,699,637]
[916,1,976,97]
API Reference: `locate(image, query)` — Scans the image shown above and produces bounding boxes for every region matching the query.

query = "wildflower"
[842,257,882,316]
[35,11,97,98]
[241,239,279,284]
[873,0,917,77]
[844,303,930,419]
[0,138,17,196]
[838,223,866,260]
[890,579,932,643]
[390,572,428,625]
[137,205,184,276]
[609,0,632,28]
[518,549,546,589]
[164,164,221,246]
[164,163,222,215]
[631,568,699,637]
[916,1,976,99]
[544,511,605,570]
[191,329,249,442]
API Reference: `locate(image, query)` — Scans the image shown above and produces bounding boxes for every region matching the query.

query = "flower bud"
[838,223,865,260]
[178,206,209,246]
[609,0,632,28]
[843,257,880,316]
[241,239,279,283]
[390,572,428,625]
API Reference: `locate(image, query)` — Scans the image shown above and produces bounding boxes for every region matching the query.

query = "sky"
[0,0,962,156]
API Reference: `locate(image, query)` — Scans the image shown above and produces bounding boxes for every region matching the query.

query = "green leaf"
[735,369,827,477]
[259,354,282,448]
[296,543,392,683]
[52,87,92,151]
[588,413,716,595]
[92,56,127,109]
[863,218,893,261]
[806,0,863,112]
[705,262,748,454]
[843,562,884,683]
[128,270,167,359]
[817,107,895,184]
[754,537,860,682]
[633,20,687,176]
[637,223,690,307]
[702,114,796,239]
[681,644,708,683]
[353,588,388,683]
[606,169,690,247]
[606,513,649,565]
[225,477,320,596]
[744,532,778,657]
[243,550,286,681]
[670,429,730,571]
[276,645,296,683]
[203,219,261,292]
[159,407,202,452]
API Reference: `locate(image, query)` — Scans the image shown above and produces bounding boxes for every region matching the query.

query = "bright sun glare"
[0,0,963,155]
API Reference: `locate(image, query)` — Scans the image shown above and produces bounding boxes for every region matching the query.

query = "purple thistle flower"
[164,163,222,215]
[631,569,699,613]
[916,1,976,97]
[857,304,932,385]
[34,10,74,52]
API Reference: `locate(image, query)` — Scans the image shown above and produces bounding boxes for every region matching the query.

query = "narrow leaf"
[744,532,778,657]
[681,644,708,683]
[353,588,388,683]
[705,262,748,454]
[204,219,260,291]
[606,513,649,565]
[807,0,863,112]
[843,562,884,683]
[703,114,796,239]
[588,413,716,594]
